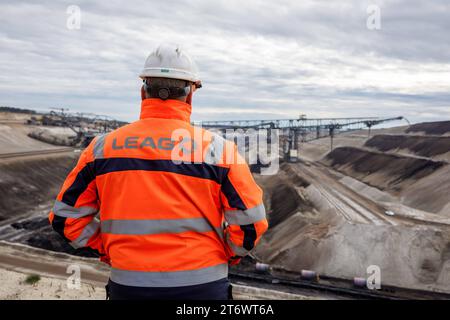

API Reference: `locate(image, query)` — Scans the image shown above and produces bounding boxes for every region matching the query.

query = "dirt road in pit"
[0,147,76,160]
[291,159,410,226]
[0,243,109,287]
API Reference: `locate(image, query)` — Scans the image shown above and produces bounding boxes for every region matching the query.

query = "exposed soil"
[254,161,450,293]
[0,154,78,221]
[0,213,99,258]
[0,268,105,300]
[406,121,450,135]
[0,124,61,153]
[254,163,314,229]
[0,242,315,300]
[319,146,450,214]
[321,147,445,192]
[2,119,450,295]
[365,134,450,159]
[254,213,450,292]
[253,119,450,293]
[400,165,450,215]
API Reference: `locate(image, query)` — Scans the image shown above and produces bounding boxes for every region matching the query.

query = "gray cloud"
[0,0,449,124]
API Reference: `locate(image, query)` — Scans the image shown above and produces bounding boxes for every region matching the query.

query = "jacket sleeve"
[48,140,105,258]
[220,143,268,262]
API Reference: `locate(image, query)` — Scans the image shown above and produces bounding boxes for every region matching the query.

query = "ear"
[141,85,146,101]
[186,84,195,105]
[194,80,202,91]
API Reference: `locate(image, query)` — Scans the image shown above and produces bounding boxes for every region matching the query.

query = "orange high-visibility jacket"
[49,99,268,287]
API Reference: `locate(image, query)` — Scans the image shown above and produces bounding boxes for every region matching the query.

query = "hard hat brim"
[139,67,199,83]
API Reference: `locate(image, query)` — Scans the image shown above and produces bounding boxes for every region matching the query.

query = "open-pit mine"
[1,108,450,299]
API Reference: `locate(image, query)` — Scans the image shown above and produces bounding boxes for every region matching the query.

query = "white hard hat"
[139,44,200,83]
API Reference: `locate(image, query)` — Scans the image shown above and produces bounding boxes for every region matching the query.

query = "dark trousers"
[106,278,232,300]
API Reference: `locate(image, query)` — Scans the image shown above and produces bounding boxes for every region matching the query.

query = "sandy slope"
[0,153,78,221]
[0,123,61,153]
[0,242,315,300]
[256,213,450,293]
[254,159,450,293]
[0,269,105,300]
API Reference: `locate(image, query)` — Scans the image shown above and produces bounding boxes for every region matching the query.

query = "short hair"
[147,77,188,88]
[144,77,190,101]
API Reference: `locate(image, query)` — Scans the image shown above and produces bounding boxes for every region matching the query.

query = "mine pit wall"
[365,134,450,160]
[400,165,450,215]
[405,121,450,136]
[0,153,100,257]
[2,143,449,292]
[255,215,450,293]
[253,162,450,293]
[320,146,449,214]
[0,154,78,221]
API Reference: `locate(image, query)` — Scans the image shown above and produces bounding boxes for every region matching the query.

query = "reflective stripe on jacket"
[48,98,268,287]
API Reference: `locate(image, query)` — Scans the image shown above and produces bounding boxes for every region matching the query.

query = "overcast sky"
[0,0,449,124]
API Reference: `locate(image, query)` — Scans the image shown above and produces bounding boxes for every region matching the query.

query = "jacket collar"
[140,98,191,122]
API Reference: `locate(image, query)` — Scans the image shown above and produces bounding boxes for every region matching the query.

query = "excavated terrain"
[318,121,450,215]
[0,153,95,257]
[254,160,450,293]
[322,146,445,188]
[0,155,77,221]
[1,116,450,294]
[253,121,450,293]
[365,134,450,160]
[0,123,60,153]
[405,121,450,136]
[0,116,87,256]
